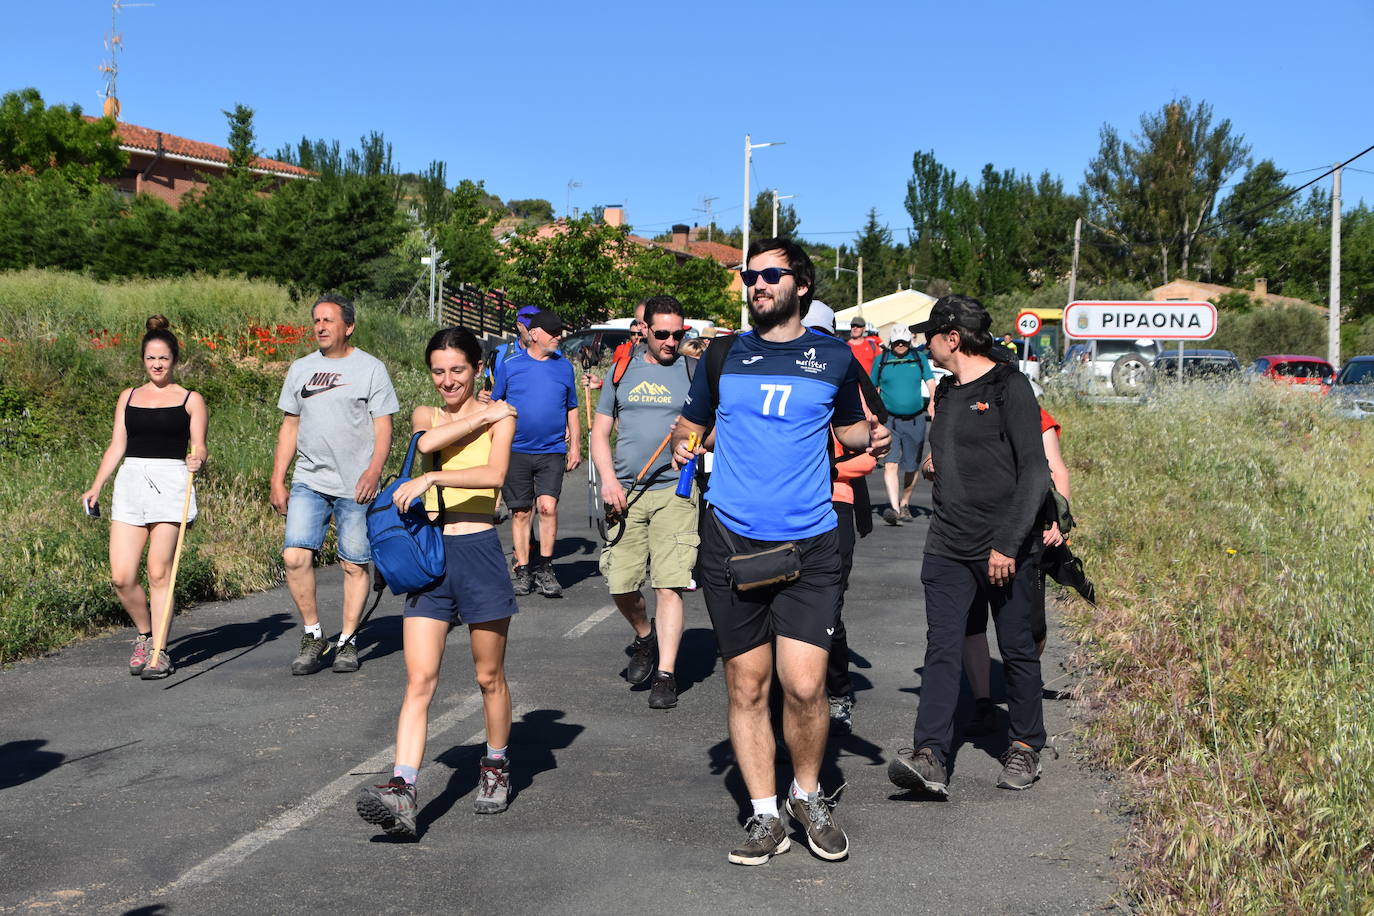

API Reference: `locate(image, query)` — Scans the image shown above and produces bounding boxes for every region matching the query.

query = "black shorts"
[963,562,1047,644]
[501,451,565,509]
[697,509,843,659]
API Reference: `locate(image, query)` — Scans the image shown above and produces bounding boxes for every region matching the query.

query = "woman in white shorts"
[81,315,208,679]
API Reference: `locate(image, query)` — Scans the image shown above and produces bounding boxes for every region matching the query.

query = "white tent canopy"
[834,289,937,341]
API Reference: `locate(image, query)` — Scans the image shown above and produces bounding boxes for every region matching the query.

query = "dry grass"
[1049,380,1374,913]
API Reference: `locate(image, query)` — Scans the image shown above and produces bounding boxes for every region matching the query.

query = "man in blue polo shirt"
[672,238,890,867]
[493,309,581,597]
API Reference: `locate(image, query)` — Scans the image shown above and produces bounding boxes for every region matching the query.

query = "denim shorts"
[405,529,519,625]
[283,483,371,564]
[885,415,928,472]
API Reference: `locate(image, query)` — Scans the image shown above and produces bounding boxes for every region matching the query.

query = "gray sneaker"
[882,507,899,526]
[887,746,949,797]
[290,631,329,675]
[357,777,418,838]
[533,562,562,598]
[128,634,151,676]
[786,785,849,861]
[331,641,360,673]
[511,565,533,596]
[828,694,854,731]
[473,756,511,814]
[899,507,914,524]
[997,742,1042,790]
[727,814,790,865]
[139,649,174,680]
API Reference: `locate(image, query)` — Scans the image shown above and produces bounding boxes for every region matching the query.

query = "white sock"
[750,796,779,819]
[790,779,819,802]
[337,632,353,648]
[303,623,322,638]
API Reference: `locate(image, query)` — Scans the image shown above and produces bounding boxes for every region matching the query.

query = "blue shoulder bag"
[366,431,446,595]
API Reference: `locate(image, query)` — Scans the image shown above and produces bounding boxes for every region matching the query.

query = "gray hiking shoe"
[128,634,151,675]
[331,641,360,673]
[648,671,678,709]
[473,756,511,814]
[533,562,562,598]
[882,507,899,526]
[139,649,174,680]
[997,742,1042,790]
[786,785,849,861]
[727,814,790,866]
[290,631,328,675]
[899,507,914,524]
[511,565,533,597]
[357,777,418,838]
[625,626,657,684]
[887,746,949,797]
[828,694,854,731]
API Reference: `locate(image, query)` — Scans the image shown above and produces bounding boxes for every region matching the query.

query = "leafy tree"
[626,247,735,321]
[415,160,451,227]
[434,178,502,288]
[749,190,799,239]
[507,198,554,221]
[501,217,641,326]
[0,88,127,188]
[223,103,259,178]
[1210,304,1326,363]
[1083,97,1250,285]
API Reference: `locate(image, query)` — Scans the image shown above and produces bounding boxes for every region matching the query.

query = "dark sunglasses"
[652,329,687,341]
[740,267,795,286]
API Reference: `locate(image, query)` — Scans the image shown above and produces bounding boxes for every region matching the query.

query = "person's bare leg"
[724,643,776,801]
[144,522,181,642]
[900,470,919,512]
[653,587,684,673]
[394,616,449,770]
[614,590,651,638]
[469,618,512,749]
[964,633,992,700]
[282,547,318,626]
[109,521,152,631]
[339,559,369,637]
[510,508,532,567]
[883,462,902,513]
[536,495,558,561]
[775,636,829,793]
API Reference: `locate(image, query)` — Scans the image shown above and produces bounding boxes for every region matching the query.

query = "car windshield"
[1274,361,1331,379]
[1338,361,1374,384]
[1157,357,1238,376]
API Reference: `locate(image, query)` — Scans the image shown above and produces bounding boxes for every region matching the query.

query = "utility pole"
[857,256,864,309]
[741,134,784,329]
[1329,164,1342,369]
[693,196,718,241]
[771,190,794,238]
[834,251,862,310]
[565,179,581,220]
[1067,216,1082,357]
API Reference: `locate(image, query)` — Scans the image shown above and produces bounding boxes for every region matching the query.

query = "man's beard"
[748,286,801,332]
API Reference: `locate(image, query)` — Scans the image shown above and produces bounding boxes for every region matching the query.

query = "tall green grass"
[1050,381,1374,912]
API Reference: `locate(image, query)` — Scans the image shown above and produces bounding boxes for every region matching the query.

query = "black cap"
[909,295,992,336]
[527,310,569,335]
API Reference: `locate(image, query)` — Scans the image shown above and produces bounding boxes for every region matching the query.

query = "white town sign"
[1063,301,1217,340]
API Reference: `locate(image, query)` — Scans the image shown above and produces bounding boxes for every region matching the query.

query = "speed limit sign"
[1015,311,1041,338]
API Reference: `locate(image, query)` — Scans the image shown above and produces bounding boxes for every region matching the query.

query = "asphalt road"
[1,471,1126,915]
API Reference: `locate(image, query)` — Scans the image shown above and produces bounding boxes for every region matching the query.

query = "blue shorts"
[885,415,928,473]
[283,483,371,565]
[405,529,520,625]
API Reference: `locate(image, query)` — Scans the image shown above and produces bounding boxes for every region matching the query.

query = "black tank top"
[125,389,192,459]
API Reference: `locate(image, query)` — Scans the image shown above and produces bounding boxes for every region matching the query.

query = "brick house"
[1150,277,1325,314]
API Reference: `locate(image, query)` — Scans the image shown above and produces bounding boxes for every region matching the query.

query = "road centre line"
[163,690,486,892]
[563,604,617,639]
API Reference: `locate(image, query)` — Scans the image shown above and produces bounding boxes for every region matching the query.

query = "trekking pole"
[147,458,196,672]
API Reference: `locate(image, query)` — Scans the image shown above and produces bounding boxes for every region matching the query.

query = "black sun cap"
[526,310,569,335]
[910,295,992,337]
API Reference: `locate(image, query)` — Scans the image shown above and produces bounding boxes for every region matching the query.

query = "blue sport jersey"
[492,350,577,454]
[681,329,866,540]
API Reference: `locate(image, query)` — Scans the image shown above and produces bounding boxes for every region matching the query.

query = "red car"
[1251,355,1336,393]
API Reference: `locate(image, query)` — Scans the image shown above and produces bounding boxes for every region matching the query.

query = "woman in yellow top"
[356,327,518,839]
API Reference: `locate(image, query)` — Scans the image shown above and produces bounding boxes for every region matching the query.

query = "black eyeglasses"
[740,267,795,286]
[652,329,687,341]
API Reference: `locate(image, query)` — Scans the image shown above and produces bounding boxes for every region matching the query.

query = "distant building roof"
[1149,278,1324,313]
[86,117,313,179]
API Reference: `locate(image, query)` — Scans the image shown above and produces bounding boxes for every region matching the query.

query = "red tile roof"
[626,235,743,269]
[86,117,313,178]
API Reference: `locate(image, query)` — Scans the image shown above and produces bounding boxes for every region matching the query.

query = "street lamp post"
[741,133,784,330]
[771,190,795,238]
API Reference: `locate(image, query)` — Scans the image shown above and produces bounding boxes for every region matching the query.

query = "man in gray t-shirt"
[270,296,399,676]
[589,295,699,710]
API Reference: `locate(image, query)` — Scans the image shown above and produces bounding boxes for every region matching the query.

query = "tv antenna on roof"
[99,0,154,119]
[693,196,719,241]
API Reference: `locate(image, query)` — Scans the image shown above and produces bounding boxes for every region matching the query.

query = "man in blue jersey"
[493,309,581,598]
[672,238,890,866]
[488,305,539,392]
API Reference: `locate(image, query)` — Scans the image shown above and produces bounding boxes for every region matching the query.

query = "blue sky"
[5,0,1372,245]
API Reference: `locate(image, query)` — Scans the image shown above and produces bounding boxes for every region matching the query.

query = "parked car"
[560,325,633,370]
[1150,349,1242,381]
[1330,355,1374,419]
[1060,337,1164,396]
[1249,355,1335,393]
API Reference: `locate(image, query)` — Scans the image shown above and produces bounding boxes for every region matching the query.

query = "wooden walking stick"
[146,455,196,673]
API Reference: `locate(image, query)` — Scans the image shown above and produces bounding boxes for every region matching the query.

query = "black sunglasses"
[652,329,687,341]
[740,267,795,286]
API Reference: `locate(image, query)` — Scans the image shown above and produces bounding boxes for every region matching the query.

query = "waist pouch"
[712,512,801,591]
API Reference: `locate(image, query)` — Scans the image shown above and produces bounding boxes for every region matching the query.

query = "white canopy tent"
[834,289,937,341]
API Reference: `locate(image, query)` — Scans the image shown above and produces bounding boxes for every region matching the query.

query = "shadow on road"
[0,739,64,790]
[168,612,296,667]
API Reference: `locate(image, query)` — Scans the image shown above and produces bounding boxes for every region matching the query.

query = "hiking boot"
[997,741,1042,790]
[473,756,511,814]
[357,776,418,838]
[786,785,849,861]
[648,671,678,709]
[128,634,151,675]
[511,565,533,597]
[290,631,329,676]
[625,626,657,684]
[828,694,854,732]
[882,507,899,526]
[887,746,949,797]
[533,562,562,598]
[899,507,914,524]
[331,641,360,673]
[139,649,174,680]
[727,814,790,866]
[967,697,998,736]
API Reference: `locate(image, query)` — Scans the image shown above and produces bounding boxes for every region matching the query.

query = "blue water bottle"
[676,433,699,499]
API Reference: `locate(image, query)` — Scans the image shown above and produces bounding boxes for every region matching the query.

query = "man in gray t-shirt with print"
[589,295,699,710]
[270,295,399,676]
